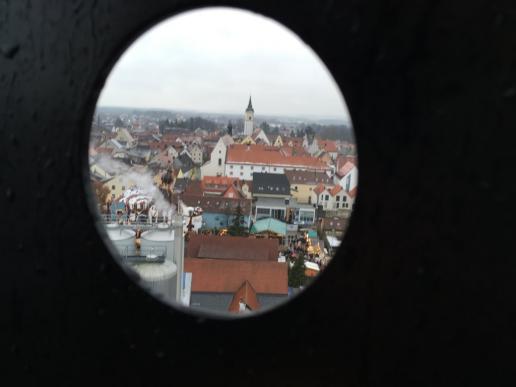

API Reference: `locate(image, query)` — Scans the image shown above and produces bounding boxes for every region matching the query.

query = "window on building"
[230,165,233,169]
[336,196,340,202]
[112,185,115,190]
[325,195,329,201]
[273,167,277,171]
[251,166,254,170]
[240,165,243,169]
[346,174,351,191]
[122,186,125,191]
[336,203,340,208]
[229,172,233,176]
[240,172,243,176]
[218,158,221,166]
[343,196,347,202]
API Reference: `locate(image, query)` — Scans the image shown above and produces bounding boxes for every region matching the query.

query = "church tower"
[243,96,254,136]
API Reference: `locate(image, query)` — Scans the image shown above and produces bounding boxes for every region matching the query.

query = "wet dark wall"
[1,0,516,385]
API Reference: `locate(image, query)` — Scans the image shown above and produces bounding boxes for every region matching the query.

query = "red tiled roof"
[280,145,309,157]
[185,258,288,294]
[318,139,338,153]
[337,161,356,177]
[314,183,326,195]
[228,281,260,312]
[226,144,330,171]
[198,176,245,198]
[337,155,358,170]
[222,185,243,199]
[186,234,279,261]
[202,176,237,187]
[183,180,202,196]
[329,185,343,196]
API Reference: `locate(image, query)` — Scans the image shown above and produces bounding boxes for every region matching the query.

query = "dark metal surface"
[1,0,516,385]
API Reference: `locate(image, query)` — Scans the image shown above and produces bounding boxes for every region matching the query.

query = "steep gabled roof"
[314,183,326,195]
[246,96,254,112]
[329,185,343,196]
[337,161,356,177]
[228,281,260,312]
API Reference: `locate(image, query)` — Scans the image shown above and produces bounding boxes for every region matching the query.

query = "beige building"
[103,175,136,202]
[285,170,333,204]
[188,143,203,165]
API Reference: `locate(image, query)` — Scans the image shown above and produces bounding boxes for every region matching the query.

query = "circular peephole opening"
[88,7,357,317]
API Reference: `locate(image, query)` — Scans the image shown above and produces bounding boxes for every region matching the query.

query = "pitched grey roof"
[246,96,254,112]
[252,173,290,196]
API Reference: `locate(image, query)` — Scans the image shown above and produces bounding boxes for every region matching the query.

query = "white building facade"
[338,164,359,193]
[226,163,284,180]
[200,135,234,177]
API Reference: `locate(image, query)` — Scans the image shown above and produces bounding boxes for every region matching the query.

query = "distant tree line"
[291,124,354,142]
[159,116,219,132]
[259,121,279,136]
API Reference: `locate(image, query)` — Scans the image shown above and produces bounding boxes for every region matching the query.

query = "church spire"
[246,95,254,112]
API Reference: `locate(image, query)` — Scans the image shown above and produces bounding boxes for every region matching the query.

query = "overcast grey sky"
[98,7,350,121]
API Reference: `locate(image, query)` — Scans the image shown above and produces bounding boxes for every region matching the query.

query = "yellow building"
[103,175,136,202]
[273,135,284,147]
[285,170,334,204]
[240,135,256,145]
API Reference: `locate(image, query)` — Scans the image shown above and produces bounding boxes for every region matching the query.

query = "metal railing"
[100,213,179,230]
[117,246,167,263]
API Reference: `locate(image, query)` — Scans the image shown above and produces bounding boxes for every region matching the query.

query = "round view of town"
[88,8,357,316]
